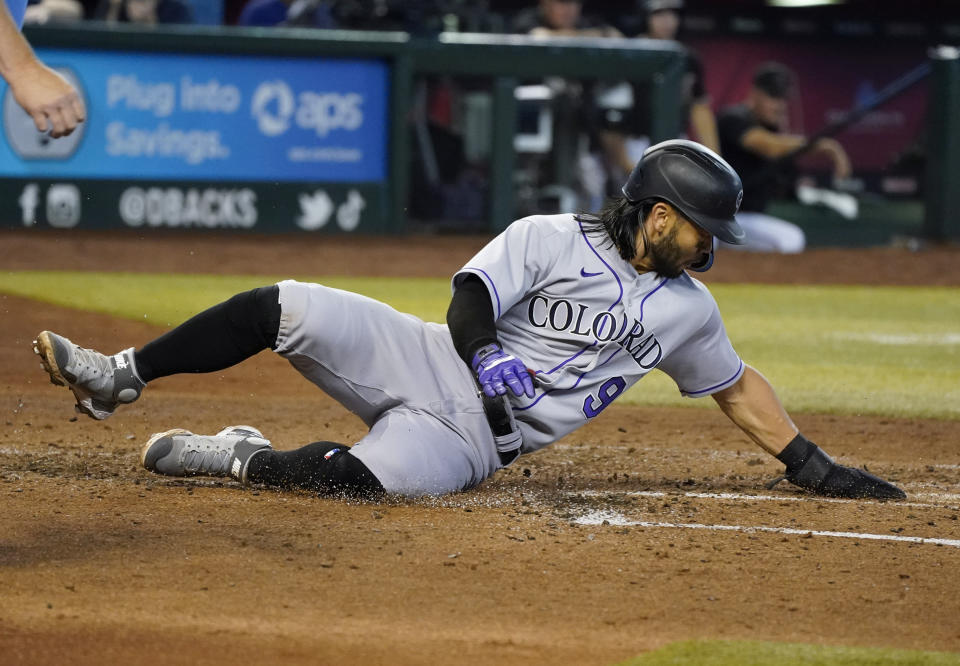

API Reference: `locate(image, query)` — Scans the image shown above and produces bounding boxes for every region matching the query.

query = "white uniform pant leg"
[349,407,496,497]
[272,280,500,496]
[730,212,806,254]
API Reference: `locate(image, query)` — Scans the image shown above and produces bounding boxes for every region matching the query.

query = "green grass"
[617,640,960,665]
[633,283,960,419]
[2,271,958,419]
[0,272,453,328]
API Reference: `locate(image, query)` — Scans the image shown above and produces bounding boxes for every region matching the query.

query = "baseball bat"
[777,61,931,165]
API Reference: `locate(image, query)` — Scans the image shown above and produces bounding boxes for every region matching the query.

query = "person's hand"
[786,454,906,500]
[471,343,535,398]
[814,137,852,181]
[785,458,905,499]
[772,435,905,500]
[7,58,85,137]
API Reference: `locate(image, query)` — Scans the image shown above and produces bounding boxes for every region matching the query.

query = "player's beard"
[645,225,687,279]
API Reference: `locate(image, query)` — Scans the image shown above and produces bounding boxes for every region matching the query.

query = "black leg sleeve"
[134,285,281,382]
[246,441,385,499]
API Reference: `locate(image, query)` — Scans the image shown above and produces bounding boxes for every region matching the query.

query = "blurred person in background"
[23,0,84,24]
[237,0,336,27]
[599,0,719,181]
[512,0,619,37]
[642,0,717,153]
[96,0,194,24]
[331,0,482,33]
[717,61,852,253]
[511,0,625,211]
[0,0,86,136]
[514,0,716,210]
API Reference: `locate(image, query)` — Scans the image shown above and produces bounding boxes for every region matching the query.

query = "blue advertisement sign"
[0,49,388,182]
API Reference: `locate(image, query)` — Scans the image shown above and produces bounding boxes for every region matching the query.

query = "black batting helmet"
[622,139,745,270]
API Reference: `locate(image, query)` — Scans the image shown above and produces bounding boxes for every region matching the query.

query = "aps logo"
[251,80,364,138]
[251,80,295,137]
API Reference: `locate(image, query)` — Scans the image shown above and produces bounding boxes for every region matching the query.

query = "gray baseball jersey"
[273,214,741,496]
[454,213,744,453]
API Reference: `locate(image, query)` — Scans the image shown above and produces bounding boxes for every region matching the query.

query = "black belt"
[479,391,523,468]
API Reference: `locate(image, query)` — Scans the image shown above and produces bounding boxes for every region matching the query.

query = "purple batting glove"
[471,343,535,399]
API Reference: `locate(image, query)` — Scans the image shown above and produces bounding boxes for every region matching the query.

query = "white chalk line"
[0,447,126,459]
[570,489,960,510]
[572,511,960,548]
[832,332,960,346]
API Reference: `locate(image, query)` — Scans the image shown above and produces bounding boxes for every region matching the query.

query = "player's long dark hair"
[578,197,656,261]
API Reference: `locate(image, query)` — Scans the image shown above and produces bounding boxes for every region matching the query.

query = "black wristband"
[470,342,502,372]
[776,433,838,491]
[775,433,818,471]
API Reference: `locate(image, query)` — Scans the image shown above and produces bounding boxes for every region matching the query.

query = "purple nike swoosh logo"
[580,268,603,278]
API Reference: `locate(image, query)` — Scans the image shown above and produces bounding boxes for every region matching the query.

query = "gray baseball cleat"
[141,425,272,483]
[33,330,145,420]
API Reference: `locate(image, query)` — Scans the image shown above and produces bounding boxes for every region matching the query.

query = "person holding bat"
[717,61,852,253]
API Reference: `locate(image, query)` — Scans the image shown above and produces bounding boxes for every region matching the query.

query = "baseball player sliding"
[34,140,904,501]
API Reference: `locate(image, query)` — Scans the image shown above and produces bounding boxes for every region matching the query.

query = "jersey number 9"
[582,377,627,418]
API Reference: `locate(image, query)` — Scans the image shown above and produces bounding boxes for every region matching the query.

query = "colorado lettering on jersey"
[527,296,662,370]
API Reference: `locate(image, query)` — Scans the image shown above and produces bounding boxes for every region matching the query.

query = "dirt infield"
[2,231,959,665]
